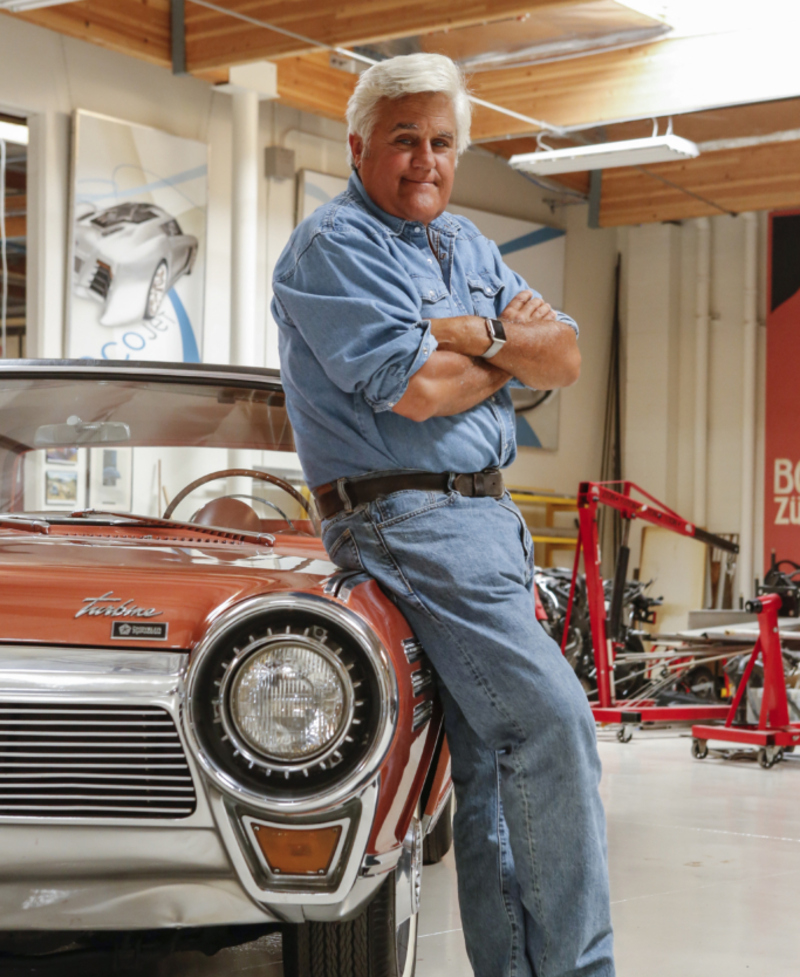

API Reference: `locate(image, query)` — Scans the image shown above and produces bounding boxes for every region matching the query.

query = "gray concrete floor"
[153,732,800,976]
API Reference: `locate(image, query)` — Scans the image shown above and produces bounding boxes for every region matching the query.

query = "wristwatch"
[481,318,507,359]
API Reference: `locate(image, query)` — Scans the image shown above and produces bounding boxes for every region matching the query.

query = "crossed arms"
[394,291,581,422]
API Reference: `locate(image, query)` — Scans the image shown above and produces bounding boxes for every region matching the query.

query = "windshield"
[0,371,313,533]
[90,204,161,227]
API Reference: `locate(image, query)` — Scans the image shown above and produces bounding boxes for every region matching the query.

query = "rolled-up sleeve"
[273,230,437,412]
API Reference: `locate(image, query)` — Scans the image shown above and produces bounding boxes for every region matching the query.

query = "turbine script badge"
[75,592,164,620]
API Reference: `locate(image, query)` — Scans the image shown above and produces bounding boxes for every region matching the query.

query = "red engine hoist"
[692,593,800,766]
[562,481,736,728]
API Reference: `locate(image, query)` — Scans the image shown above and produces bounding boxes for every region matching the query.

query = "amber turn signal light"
[251,823,342,876]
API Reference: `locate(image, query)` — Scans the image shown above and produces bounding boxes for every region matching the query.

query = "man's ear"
[348,133,364,168]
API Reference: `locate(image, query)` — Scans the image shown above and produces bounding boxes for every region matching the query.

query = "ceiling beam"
[5,0,171,68]
[184,0,580,70]
[277,53,356,122]
[597,139,800,227]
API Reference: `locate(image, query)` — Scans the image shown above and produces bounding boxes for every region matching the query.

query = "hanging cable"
[0,137,7,359]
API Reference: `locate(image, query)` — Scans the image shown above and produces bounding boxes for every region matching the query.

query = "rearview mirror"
[34,416,131,446]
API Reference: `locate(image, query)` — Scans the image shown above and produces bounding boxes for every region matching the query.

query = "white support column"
[230,89,259,367]
[739,212,758,601]
[693,217,711,527]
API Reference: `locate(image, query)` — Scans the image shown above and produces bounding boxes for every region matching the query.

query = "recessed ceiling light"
[509,134,700,175]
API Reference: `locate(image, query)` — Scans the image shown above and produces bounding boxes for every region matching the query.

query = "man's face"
[349,92,457,226]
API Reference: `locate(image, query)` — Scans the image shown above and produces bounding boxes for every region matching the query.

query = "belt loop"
[446,471,457,492]
[336,477,353,512]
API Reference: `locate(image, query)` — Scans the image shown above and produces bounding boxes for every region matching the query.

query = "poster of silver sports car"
[67,110,207,362]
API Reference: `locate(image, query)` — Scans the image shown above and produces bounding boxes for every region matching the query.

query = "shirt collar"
[348,171,460,238]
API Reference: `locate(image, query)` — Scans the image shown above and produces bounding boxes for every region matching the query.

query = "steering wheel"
[162,468,315,526]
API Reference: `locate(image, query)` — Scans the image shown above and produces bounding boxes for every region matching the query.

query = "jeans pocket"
[497,495,534,566]
[323,526,364,571]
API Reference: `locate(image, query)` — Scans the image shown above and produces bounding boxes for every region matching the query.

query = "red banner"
[765,210,800,570]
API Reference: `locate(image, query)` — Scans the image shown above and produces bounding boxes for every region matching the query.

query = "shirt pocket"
[466,272,505,318]
[410,275,450,317]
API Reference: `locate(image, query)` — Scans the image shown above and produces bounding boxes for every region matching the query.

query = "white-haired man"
[273,53,615,977]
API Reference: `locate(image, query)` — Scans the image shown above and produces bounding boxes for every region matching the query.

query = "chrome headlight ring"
[183,593,398,813]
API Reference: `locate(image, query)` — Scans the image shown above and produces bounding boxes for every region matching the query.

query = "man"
[273,53,615,977]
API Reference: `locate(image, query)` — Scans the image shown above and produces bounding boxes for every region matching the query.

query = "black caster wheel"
[616,726,633,744]
[691,738,708,760]
[757,747,781,769]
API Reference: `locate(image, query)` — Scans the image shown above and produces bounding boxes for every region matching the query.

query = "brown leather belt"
[313,469,505,522]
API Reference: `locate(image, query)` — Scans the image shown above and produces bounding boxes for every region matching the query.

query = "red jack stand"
[563,481,735,731]
[692,593,800,767]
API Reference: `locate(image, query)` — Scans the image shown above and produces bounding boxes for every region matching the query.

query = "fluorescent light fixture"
[509,134,700,175]
[0,120,28,146]
[0,0,83,11]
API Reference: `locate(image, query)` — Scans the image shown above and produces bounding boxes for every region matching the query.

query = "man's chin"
[400,187,447,223]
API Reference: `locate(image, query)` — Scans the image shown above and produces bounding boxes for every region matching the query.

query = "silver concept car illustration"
[73,202,198,327]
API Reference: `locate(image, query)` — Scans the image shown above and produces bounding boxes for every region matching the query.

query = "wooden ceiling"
[6,0,800,226]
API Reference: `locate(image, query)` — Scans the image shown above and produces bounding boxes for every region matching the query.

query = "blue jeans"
[322,487,615,977]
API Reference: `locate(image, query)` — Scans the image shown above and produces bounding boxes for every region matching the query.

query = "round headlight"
[226,639,353,765]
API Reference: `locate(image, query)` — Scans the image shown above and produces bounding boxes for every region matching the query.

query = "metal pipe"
[739,212,758,601]
[693,217,711,527]
[230,89,259,366]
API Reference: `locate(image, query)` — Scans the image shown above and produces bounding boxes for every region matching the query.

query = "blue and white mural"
[67,111,207,363]
[297,172,566,449]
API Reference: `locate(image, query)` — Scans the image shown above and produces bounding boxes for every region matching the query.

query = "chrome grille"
[0,703,196,819]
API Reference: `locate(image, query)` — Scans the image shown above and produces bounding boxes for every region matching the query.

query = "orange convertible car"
[0,360,453,977]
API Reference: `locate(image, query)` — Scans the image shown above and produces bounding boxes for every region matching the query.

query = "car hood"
[0,526,344,649]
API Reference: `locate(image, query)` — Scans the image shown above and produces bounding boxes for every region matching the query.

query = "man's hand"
[501,290,558,326]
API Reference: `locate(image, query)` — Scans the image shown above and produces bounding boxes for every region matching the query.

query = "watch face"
[491,318,507,342]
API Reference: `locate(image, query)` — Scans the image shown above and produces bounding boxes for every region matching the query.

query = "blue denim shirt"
[272,172,577,489]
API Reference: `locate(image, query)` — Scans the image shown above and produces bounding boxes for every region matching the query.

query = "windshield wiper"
[71,509,275,547]
[0,515,51,535]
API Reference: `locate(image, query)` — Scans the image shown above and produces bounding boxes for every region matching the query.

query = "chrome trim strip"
[0,358,282,389]
[401,638,424,664]
[0,647,186,695]
[412,700,434,731]
[183,593,398,814]
[411,666,434,696]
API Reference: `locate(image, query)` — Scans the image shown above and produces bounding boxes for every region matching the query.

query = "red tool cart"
[692,593,800,767]
[562,481,735,735]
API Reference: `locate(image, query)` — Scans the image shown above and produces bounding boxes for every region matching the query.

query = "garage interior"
[1,1,800,974]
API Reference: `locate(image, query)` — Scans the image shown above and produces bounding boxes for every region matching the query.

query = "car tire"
[144,259,169,319]
[282,868,418,977]
[422,791,454,865]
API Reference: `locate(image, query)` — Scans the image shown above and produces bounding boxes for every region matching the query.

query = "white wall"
[618,211,768,594]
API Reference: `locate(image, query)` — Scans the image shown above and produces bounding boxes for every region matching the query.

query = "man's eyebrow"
[389,123,454,140]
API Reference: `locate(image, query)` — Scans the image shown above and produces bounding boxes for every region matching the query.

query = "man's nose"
[411,141,436,167]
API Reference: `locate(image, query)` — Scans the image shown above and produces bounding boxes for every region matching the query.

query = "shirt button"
[413,227,422,233]
[485,287,492,295]
[427,258,432,264]
[429,291,434,298]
